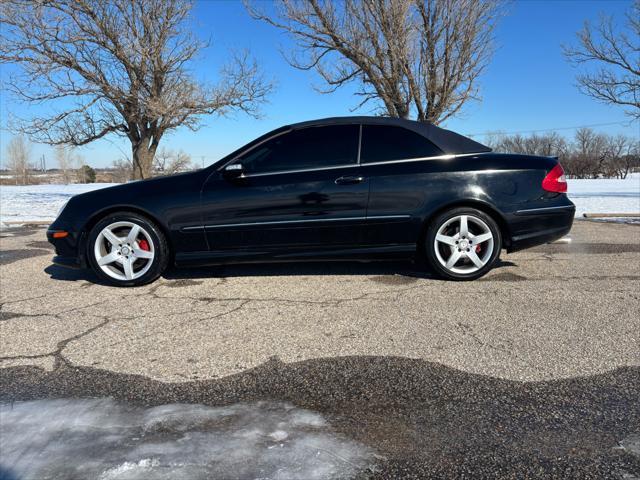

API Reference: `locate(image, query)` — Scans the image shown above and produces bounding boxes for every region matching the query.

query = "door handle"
[335,176,365,185]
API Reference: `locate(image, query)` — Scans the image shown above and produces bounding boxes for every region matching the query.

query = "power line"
[465,121,635,137]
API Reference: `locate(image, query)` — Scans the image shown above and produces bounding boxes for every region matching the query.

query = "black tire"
[425,207,502,281]
[86,211,169,287]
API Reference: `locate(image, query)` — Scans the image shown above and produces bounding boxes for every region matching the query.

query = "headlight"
[56,199,70,218]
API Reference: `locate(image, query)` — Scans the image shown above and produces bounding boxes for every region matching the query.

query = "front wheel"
[425,207,502,281]
[87,212,169,287]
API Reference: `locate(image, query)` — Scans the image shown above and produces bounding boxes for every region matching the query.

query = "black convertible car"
[48,116,575,286]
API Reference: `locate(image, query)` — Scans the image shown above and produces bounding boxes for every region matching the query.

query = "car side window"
[237,125,360,174]
[360,125,443,163]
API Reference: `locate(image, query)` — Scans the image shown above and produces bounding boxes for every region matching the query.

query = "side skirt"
[174,244,417,267]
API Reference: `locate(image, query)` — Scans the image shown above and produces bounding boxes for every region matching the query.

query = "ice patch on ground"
[619,434,640,457]
[616,434,640,480]
[99,459,161,480]
[0,398,373,480]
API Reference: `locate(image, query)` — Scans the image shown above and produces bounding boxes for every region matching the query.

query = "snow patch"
[567,176,640,217]
[0,398,373,480]
[0,183,115,224]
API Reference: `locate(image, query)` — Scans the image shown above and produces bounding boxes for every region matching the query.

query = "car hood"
[74,170,205,200]
[53,169,209,232]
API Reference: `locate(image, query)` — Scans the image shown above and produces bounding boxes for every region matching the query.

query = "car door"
[358,124,445,245]
[200,124,369,251]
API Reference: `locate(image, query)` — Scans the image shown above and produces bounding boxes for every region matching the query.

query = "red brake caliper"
[476,244,482,253]
[138,239,150,251]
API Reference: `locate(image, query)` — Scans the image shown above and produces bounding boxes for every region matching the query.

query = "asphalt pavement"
[1,220,639,478]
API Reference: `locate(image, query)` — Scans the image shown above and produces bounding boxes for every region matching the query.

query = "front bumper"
[51,255,83,269]
[47,229,86,269]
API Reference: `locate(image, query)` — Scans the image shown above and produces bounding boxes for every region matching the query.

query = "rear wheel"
[87,212,169,286]
[425,207,502,281]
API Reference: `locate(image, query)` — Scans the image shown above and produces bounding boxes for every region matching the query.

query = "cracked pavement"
[1,220,639,478]
[1,221,638,382]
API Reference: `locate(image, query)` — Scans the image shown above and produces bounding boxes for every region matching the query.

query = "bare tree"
[111,157,133,183]
[486,129,639,179]
[529,132,570,158]
[247,0,501,124]
[1,0,273,179]
[488,133,528,154]
[153,148,193,175]
[4,135,32,185]
[621,140,640,178]
[563,1,640,119]
[487,132,568,158]
[565,128,609,179]
[605,135,639,179]
[74,154,88,183]
[54,145,74,184]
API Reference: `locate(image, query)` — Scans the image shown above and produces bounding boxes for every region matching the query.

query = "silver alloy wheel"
[93,221,155,281]
[434,214,494,274]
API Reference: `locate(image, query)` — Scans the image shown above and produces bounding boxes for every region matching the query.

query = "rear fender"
[417,198,512,252]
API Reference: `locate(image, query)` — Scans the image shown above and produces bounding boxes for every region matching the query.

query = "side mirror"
[223,163,245,179]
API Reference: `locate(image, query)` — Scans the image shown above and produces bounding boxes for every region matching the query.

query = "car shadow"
[165,259,517,280]
[43,264,108,285]
[44,259,518,284]
[1,357,638,478]
[162,260,436,280]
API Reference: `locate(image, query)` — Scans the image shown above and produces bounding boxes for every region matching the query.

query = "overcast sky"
[0,0,637,169]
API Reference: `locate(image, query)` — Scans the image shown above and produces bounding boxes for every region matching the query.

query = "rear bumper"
[508,224,573,252]
[507,203,575,252]
[513,204,575,216]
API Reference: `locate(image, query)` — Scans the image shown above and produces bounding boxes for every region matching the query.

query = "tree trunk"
[395,103,410,120]
[131,141,155,180]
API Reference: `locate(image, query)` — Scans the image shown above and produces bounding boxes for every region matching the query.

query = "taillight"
[542,163,567,193]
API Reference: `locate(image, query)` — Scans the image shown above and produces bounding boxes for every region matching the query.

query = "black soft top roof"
[216,115,490,168]
[289,116,491,155]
